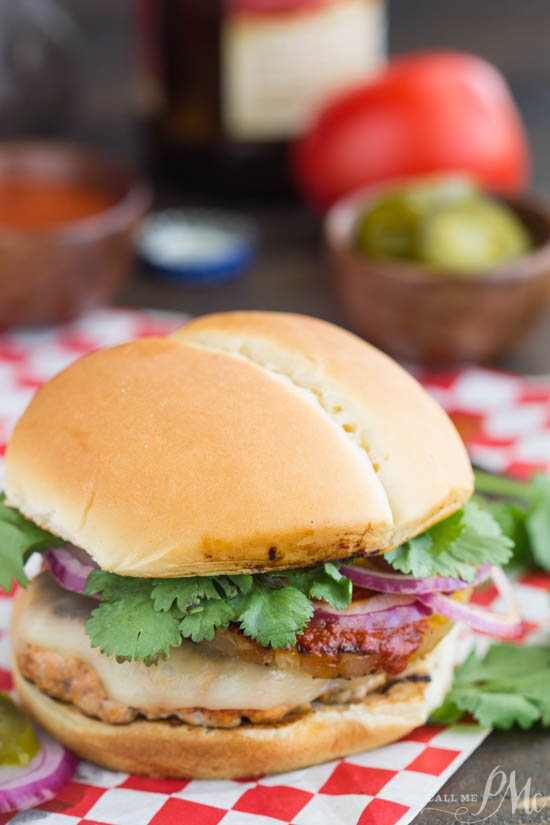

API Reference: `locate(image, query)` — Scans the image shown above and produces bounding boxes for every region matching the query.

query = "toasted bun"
[4,312,472,576]
[12,629,456,779]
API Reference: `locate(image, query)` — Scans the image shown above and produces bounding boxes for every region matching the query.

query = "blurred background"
[37,1,548,187]
[2,0,550,370]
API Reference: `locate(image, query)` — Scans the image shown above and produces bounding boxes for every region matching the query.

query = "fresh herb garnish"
[386,500,513,582]
[1,486,513,663]
[283,561,352,610]
[474,469,550,572]
[86,588,183,665]
[84,561,345,658]
[432,643,550,729]
[0,493,63,592]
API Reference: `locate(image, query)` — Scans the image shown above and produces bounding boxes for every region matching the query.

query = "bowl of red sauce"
[0,142,151,328]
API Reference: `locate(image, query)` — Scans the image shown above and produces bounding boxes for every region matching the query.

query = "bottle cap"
[140,209,257,284]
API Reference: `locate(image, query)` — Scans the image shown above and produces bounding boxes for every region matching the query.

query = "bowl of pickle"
[325,174,550,364]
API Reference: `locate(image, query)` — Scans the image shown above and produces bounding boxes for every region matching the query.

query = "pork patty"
[17,643,390,728]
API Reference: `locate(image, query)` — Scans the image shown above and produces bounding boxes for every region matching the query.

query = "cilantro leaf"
[0,522,33,592]
[234,583,314,648]
[449,501,513,566]
[180,599,236,642]
[525,474,550,570]
[477,498,531,572]
[309,563,352,609]
[430,698,464,724]
[150,574,254,613]
[151,577,221,613]
[428,509,465,551]
[473,469,550,572]
[85,569,148,601]
[432,644,550,729]
[86,593,182,663]
[433,690,541,729]
[0,494,62,592]
[213,577,241,600]
[385,532,435,579]
[386,501,513,582]
[227,574,254,594]
[284,562,352,610]
[84,568,273,657]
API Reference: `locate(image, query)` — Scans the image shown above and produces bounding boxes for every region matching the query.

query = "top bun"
[4,312,472,577]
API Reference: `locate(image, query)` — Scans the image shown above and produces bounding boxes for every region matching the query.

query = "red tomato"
[293,51,530,210]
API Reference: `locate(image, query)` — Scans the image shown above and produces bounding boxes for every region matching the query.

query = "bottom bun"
[13,629,457,779]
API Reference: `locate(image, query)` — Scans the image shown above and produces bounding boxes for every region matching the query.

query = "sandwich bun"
[12,628,456,779]
[4,311,472,576]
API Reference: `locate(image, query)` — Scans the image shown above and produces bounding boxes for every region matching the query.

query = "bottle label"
[222,0,385,141]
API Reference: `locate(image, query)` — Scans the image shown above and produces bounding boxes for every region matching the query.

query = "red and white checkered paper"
[1,307,550,825]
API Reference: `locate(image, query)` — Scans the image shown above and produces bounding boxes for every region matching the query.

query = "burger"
[5,312,518,779]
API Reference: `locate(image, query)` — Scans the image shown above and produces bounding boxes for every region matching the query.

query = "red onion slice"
[0,731,77,813]
[316,593,418,616]
[313,594,433,629]
[44,545,98,597]
[340,562,492,595]
[417,567,523,639]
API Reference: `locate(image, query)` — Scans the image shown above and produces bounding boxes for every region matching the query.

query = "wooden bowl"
[0,142,151,329]
[325,185,550,365]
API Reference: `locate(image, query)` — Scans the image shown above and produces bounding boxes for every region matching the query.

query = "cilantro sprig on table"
[473,469,550,572]
[433,643,550,729]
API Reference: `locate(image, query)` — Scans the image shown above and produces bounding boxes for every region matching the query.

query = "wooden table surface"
[60,0,550,819]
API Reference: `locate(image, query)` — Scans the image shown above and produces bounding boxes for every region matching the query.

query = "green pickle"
[396,175,479,212]
[355,196,422,260]
[0,692,40,766]
[355,174,532,272]
[418,198,532,273]
[355,175,479,260]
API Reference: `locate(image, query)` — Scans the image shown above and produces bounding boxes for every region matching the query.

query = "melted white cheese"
[14,574,342,711]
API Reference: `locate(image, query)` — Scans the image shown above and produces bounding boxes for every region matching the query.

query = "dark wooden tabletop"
[50,0,550,819]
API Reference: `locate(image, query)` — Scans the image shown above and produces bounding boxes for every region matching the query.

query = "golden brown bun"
[176,312,473,540]
[13,629,456,779]
[4,312,472,576]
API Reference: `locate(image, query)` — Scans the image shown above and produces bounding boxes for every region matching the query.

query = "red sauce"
[0,177,114,229]
[297,620,430,675]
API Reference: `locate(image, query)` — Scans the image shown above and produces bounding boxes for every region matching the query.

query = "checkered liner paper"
[2,307,550,825]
